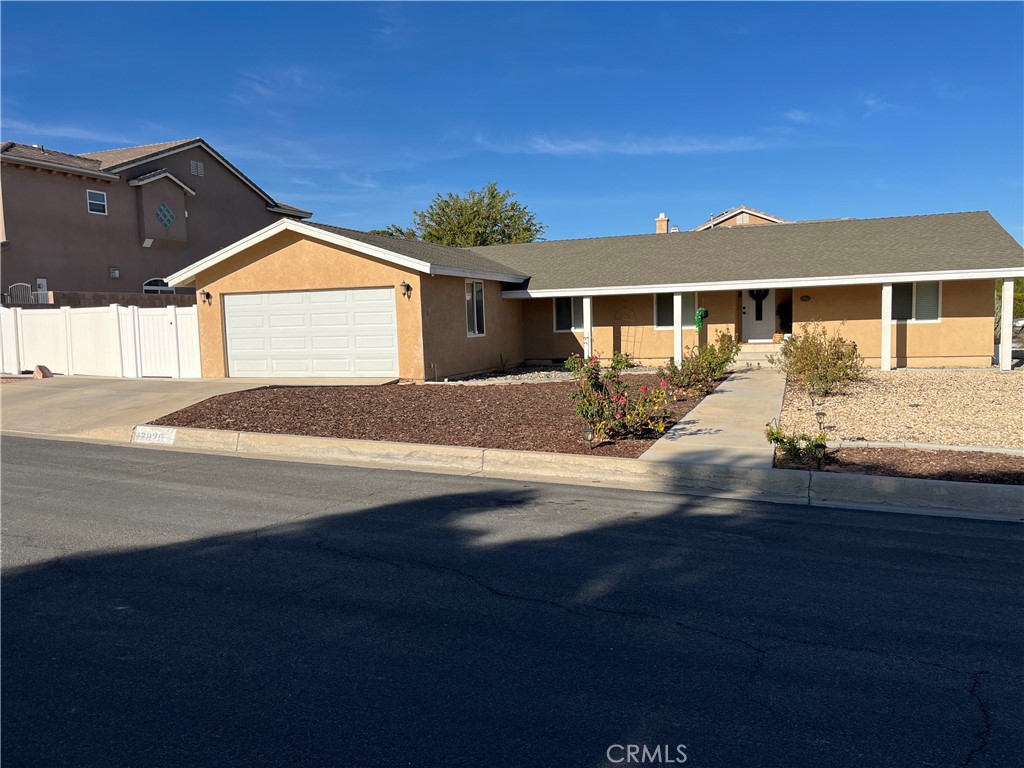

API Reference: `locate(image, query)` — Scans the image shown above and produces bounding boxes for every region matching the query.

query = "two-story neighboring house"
[0,138,311,296]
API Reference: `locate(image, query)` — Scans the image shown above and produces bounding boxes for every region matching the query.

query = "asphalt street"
[2,435,1021,767]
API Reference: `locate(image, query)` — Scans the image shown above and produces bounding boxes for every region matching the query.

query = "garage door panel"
[310,313,349,328]
[354,335,396,350]
[310,290,350,304]
[226,315,267,331]
[231,338,269,352]
[224,289,398,378]
[353,311,394,326]
[228,294,266,307]
[267,293,305,306]
[311,336,351,350]
[268,314,306,328]
[269,336,309,351]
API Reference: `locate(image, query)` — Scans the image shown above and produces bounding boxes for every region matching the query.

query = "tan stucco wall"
[521,292,742,365]
[791,280,995,367]
[193,231,426,379]
[420,277,524,380]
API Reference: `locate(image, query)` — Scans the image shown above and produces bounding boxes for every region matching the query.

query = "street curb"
[118,425,1024,522]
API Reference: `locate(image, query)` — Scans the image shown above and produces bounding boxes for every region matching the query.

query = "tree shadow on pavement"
[3,457,1022,768]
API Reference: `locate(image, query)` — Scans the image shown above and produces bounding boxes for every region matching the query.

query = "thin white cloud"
[474,132,773,157]
[338,172,379,190]
[0,119,132,145]
[228,67,329,106]
[784,109,810,123]
[860,93,895,113]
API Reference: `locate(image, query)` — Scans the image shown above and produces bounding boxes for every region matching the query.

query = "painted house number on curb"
[134,426,177,445]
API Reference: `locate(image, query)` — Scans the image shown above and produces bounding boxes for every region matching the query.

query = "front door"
[742,288,775,341]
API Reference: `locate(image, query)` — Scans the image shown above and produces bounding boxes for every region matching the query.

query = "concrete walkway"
[0,375,394,439]
[640,368,787,468]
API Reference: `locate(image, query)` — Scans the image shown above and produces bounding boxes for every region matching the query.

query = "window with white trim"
[554,296,585,332]
[86,190,107,215]
[466,281,485,336]
[654,293,697,329]
[892,281,940,322]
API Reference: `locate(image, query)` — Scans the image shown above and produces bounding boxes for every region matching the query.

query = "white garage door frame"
[223,288,399,378]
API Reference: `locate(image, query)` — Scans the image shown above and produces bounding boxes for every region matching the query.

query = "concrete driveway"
[0,375,394,439]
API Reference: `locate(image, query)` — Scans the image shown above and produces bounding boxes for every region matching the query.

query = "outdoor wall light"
[109,267,120,279]
[200,290,213,304]
[400,281,412,298]
[800,295,811,302]
[582,426,595,450]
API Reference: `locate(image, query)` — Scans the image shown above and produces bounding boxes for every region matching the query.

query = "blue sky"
[3,2,1022,242]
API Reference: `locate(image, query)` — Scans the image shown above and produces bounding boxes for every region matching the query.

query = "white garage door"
[223,288,399,377]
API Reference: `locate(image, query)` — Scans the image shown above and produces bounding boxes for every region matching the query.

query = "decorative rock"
[33,365,53,379]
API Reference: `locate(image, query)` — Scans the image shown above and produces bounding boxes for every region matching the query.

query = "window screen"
[654,293,696,327]
[914,282,940,321]
[655,294,674,327]
[555,297,586,331]
[892,284,913,321]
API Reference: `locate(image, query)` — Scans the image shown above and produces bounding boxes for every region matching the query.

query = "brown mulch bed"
[775,447,1024,486]
[150,375,705,458]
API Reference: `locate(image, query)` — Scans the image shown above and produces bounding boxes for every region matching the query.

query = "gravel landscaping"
[151,375,705,458]
[778,369,1024,449]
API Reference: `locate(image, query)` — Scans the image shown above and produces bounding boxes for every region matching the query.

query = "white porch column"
[880,283,893,371]
[672,293,683,363]
[582,296,593,358]
[999,278,1014,371]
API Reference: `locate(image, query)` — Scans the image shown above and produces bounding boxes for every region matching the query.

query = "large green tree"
[370,182,545,247]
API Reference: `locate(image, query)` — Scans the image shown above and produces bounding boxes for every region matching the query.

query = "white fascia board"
[500,267,1024,299]
[128,171,196,195]
[166,219,437,287]
[1,156,120,181]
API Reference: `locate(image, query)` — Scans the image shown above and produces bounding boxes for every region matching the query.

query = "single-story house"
[165,209,1024,380]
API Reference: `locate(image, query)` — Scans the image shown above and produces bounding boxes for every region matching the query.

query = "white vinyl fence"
[0,304,201,378]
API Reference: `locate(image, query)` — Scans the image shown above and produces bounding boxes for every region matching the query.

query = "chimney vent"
[670,226,680,233]
[655,212,670,234]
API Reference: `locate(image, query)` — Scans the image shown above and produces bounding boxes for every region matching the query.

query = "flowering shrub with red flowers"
[564,353,670,444]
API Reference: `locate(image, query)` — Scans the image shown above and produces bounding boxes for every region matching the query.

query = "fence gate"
[0,304,200,378]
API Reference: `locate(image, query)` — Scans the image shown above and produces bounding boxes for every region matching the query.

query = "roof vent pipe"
[670,226,680,233]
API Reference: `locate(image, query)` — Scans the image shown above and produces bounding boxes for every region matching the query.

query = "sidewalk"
[640,367,786,468]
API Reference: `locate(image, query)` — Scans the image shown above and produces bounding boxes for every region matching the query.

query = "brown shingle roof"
[306,222,528,279]
[470,211,1023,292]
[1,142,104,172]
[79,138,201,170]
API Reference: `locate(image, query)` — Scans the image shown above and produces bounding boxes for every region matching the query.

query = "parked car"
[1014,317,1024,335]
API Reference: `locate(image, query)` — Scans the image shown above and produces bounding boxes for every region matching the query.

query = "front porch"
[515,277,1016,371]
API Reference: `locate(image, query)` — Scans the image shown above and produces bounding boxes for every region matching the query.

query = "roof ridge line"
[80,137,201,156]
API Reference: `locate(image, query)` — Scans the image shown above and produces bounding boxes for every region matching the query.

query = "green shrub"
[658,331,741,396]
[564,353,669,443]
[765,419,829,468]
[767,322,864,398]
